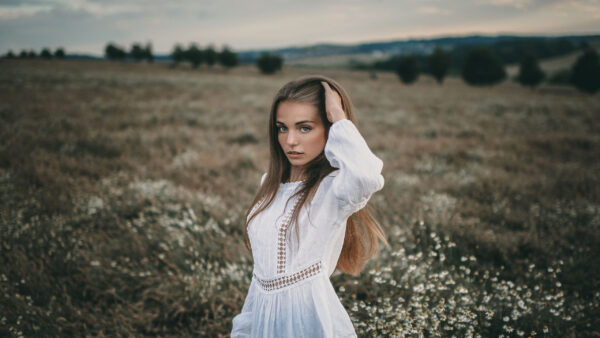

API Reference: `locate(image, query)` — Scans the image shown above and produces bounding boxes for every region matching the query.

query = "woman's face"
[276,100,326,175]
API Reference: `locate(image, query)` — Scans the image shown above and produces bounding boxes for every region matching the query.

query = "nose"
[286,130,299,146]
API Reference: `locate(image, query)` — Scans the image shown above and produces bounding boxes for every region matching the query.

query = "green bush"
[40,48,52,59]
[571,48,600,94]
[54,48,66,59]
[171,44,185,66]
[204,45,217,66]
[462,47,506,86]
[185,44,205,68]
[517,54,545,88]
[105,43,126,61]
[256,53,283,74]
[218,47,238,68]
[395,55,419,84]
[428,47,452,84]
[129,43,145,62]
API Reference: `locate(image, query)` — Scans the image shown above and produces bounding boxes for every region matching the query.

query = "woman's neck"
[288,167,305,182]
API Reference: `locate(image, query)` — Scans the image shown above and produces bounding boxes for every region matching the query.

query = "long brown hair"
[243,75,388,276]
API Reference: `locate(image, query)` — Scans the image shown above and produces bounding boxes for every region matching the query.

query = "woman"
[231,75,387,337]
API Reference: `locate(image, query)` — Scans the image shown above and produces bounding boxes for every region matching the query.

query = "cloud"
[58,0,143,17]
[416,6,453,15]
[0,0,177,19]
[0,0,598,55]
[553,0,600,19]
[486,0,534,9]
[0,1,53,20]
[0,6,48,19]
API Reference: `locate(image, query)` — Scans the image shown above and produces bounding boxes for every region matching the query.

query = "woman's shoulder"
[315,170,339,187]
[314,170,339,195]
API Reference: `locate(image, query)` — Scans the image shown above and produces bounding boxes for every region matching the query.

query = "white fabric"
[231,119,384,337]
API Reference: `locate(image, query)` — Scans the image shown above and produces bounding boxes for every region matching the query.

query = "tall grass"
[0,59,598,336]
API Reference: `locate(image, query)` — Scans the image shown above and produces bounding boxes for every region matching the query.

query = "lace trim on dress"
[277,191,306,274]
[254,261,323,292]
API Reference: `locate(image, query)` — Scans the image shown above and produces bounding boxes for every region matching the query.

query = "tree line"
[169,44,235,68]
[4,40,596,94]
[392,46,600,94]
[1,41,282,75]
[104,42,241,68]
[104,41,283,75]
[105,42,154,62]
[2,47,66,59]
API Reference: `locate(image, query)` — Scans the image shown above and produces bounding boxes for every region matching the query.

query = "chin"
[289,159,306,165]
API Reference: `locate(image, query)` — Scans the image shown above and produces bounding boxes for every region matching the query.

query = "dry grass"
[0,59,598,336]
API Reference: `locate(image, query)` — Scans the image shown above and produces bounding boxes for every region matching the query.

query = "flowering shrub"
[333,221,592,337]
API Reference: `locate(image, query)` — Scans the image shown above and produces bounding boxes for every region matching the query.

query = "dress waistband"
[253,261,323,292]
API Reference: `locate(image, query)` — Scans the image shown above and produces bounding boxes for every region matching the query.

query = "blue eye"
[301,126,311,132]
[277,126,287,132]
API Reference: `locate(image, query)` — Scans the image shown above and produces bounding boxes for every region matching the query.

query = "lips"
[288,152,303,154]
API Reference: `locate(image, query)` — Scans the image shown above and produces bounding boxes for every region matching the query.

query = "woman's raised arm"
[324,118,384,219]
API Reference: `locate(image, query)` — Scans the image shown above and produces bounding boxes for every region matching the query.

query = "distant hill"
[235,34,600,68]
[58,34,600,69]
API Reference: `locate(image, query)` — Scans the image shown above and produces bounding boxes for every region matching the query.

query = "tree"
[171,44,185,66]
[105,43,126,60]
[571,48,600,94]
[130,43,145,62]
[218,46,238,68]
[428,47,451,84]
[5,50,15,59]
[462,47,506,86]
[256,53,283,74]
[204,45,217,66]
[517,54,545,88]
[185,44,204,68]
[143,43,153,63]
[54,48,66,58]
[395,55,419,84]
[19,50,27,58]
[27,50,37,58]
[40,48,52,59]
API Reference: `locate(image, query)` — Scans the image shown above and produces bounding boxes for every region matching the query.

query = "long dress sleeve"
[323,118,384,223]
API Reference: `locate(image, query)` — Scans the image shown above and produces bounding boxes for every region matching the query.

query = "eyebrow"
[275,120,316,125]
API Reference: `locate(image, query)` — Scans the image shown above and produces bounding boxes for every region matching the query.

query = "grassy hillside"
[506,45,600,78]
[0,60,598,336]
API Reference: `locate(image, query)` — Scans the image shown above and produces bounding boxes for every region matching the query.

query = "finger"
[321,81,338,100]
[321,81,332,92]
[331,89,342,105]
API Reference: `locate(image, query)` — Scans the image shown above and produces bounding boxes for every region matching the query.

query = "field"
[0,59,599,337]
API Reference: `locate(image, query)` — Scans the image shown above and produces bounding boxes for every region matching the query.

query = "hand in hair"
[321,81,346,123]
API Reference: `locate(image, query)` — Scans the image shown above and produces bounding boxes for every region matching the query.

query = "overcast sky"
[1,0,599,55]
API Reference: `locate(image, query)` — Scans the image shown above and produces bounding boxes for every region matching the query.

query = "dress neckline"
[280,180,304,190]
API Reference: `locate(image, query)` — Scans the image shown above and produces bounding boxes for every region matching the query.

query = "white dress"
[231,119,385,337]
